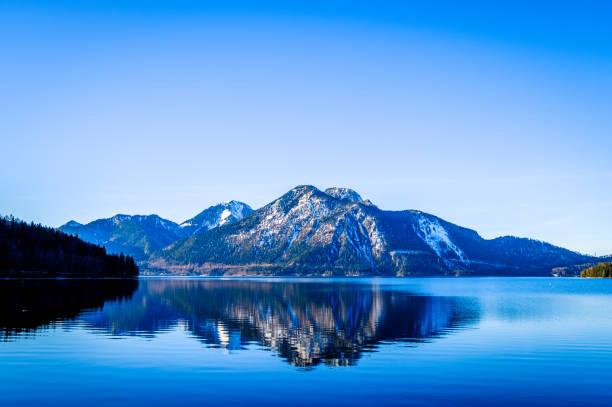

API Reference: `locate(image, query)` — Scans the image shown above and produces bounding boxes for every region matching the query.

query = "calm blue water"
[1,277,611,406]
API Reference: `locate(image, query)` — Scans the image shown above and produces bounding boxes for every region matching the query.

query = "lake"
[1,277,611,406]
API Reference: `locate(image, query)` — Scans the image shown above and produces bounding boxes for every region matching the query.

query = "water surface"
[1,277,611,406]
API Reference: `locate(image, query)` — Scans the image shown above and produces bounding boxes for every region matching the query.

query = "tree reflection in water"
[0,278,138,339]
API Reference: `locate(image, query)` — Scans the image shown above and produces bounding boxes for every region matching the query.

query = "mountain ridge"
[60,201,252,261]
[147,185,597,276]
[60,214,186,261]
[58,185,601,276]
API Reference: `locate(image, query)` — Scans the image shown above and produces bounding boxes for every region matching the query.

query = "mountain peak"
[289,185,320,194]
[222,200,252,210]
[180,200,253,234]
[217,201,253,225]
[324,187,362,202]
[62,220,82,228]
[277,185,324,203]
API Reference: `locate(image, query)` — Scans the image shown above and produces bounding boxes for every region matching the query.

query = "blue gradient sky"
[1,1,611,254]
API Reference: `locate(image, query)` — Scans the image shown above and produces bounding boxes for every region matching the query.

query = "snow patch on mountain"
[180,200,253,234]
[223,200,252,220]
[219,209,233,224]
[414,216,469,267]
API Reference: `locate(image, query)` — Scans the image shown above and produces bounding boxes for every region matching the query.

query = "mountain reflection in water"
[1,279,479,367]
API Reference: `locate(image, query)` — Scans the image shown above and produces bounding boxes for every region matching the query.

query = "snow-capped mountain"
[180,201,253,235]
[149,185,596,276]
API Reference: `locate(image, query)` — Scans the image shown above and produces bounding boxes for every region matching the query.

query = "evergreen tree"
[0,216,138,277]
[581,262,612,278]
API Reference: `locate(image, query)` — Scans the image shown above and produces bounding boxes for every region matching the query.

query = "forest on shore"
[0,216,138,277]
[581,262,612,278]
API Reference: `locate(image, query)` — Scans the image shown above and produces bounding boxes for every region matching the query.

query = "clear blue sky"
[1,1,611,254]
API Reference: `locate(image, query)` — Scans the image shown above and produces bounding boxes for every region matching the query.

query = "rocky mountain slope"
[148,185,596,276]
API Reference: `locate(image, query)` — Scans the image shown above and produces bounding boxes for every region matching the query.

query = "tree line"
[0,216,138,277]
[581,262,612,278]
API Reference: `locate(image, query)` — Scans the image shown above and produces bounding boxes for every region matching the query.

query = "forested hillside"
[0,216,138,277]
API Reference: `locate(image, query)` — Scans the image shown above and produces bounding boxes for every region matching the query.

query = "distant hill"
[581,262,612,278]
[148,185,597,276]
[60,214,186,261]
[60,201,252,262]
[0,216,138,277]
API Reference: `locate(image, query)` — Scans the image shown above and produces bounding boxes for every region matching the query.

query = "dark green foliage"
[581,262,612,278]
[0,216,138,277]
